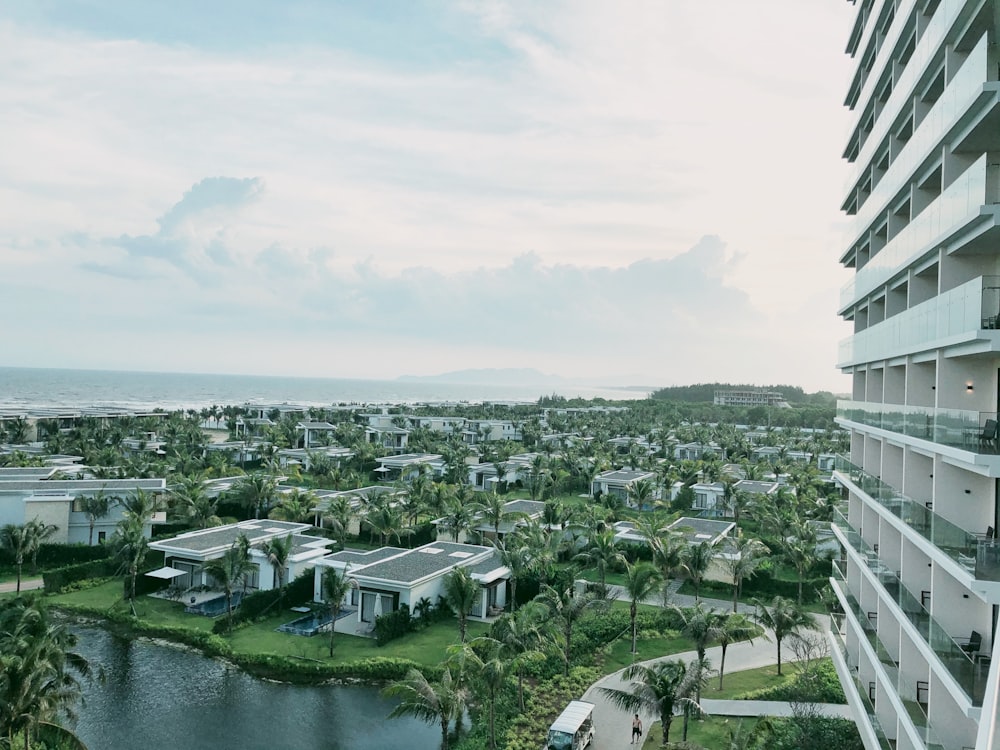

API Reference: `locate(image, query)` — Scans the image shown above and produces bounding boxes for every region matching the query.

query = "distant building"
[713,389,788,407]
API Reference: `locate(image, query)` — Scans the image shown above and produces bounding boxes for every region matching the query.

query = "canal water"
[69,627,442,750]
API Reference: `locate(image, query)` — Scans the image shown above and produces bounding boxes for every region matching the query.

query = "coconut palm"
[447,637,510,750]
[438,495,476,544]
[443,567,479,642]
[670,603,720,669]
[622,561,661,654]
[322,495,354,548]
[203,534,254,629]
[489,536,532,613]
[752,596,818,675]
[726,536,770,612]
[382,667,467,750]
[322,566,354,657]
[474,491,510,541]
[363,502,413,548]
[679,541,717,603]
[268,488,317,523]
[120,487,162,525]
[262,534,294,598]
[783,520,818,604]
[79,490,113,546]
[23,519,57,574]
[109,517,148,616]
[573,528,624,597]
[627,478,656,510]
[0,597,92,750]
[715,613,759,690]
[0,524,31,593]
[490,604,549,710]
[534,584,601,676]
[231,473,277,520]
[599,659,702,748]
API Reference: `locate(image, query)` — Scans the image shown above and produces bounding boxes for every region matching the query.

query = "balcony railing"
[833,510,985,705]
[841,154,989,309]
[829,615,895,750]
[837,275,1000,366]
[831,581,949,748]
[834,456,1000,582]
[836,400,1000,455]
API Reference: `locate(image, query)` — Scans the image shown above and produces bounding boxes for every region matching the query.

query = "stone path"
[576,587,838,750]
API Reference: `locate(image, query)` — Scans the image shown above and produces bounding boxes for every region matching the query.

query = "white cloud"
[0,3,856,392]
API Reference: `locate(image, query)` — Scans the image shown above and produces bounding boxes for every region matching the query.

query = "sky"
[0,1,858,393]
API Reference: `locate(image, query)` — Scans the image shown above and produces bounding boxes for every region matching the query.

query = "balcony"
[833,456,1000,582]
[832,511,987,705]
[829,613,895,750]
[838,275,1000,366]
[831,584,949,749]
[840,154,989,310]
[836,401,1000,455]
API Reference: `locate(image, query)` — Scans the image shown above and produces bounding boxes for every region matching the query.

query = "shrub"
[43,560,117,593]
[740,660,846,704]
[374,603,412,646]
[1,543,110,570]
[503,666,601,750]
[212,570,316,633]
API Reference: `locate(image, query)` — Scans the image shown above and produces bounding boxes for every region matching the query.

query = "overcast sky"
[0,1,857,392]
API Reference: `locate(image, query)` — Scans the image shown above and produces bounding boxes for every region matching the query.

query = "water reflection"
[69,627,440,750]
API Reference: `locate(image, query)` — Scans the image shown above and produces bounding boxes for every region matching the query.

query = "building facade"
[831,2,1000,749]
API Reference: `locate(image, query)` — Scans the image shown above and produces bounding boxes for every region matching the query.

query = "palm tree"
[443,567,479,642]
[363,502,413,548]
[447,637,509,750]
[110,517,148,616]
[120,487,162,525]
[204,534,254,629]
[23,519,57,575]
[0,524,30,593]
[670,602,720,669]
[79,490,113,546]
[599,659,702,748]
[322,495,354,548]
[490,536,532,613]
[0,597,92,750]
[268,488,317,523]
[535,584,601,676]
[715,613,758,690]
[680,541,717,603]
[752,596,818,675]
[726,536,770,612]
[262,534,294,599]
[572,528,624,597]
[232,473,277,519]
[627,478,655,510]
[439,495,476,544]
[322,566,354,657]
[473,491,509,541]
[490,604,549,711]
[783,520,818,604]
[382,667,467,750]
[622,561,661,655]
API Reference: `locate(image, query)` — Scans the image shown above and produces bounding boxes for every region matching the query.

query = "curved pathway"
[578,587,842,750]
[0,577,44,594]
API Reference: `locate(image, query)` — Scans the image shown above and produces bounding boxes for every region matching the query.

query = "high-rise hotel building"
[831,1,1000,748]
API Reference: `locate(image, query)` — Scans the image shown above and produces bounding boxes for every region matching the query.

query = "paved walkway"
[0,577,44,594]
[577,587,837,750]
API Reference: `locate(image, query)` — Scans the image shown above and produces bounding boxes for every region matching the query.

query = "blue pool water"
[277,608,351,636]
[185,591,245,617]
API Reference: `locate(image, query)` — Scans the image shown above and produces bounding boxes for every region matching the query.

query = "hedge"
[1,543,110,569]
[43,560,117,594]
[212,571,315,633]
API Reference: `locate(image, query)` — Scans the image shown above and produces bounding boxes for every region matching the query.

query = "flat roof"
[151,520,310,556]
[0,478,166,492]
[347,541,495,585]
[666,516,735,545]
[595,469,655,482]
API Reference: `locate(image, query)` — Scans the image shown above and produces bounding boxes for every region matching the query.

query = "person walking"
[631,713,642,744]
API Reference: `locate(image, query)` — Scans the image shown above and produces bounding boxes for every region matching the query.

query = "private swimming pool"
[184,591,244,617]
[276,608,351,636]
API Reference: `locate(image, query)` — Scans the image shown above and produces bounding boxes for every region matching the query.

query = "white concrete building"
[831,3,1000,749]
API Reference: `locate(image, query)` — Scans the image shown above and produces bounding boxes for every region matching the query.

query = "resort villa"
[313,540,510,630]
[0,471,166,545]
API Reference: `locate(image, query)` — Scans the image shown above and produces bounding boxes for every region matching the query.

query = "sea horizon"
[0,366,649,412]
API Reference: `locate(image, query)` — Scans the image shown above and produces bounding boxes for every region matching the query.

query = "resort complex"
[831,1,1000,748]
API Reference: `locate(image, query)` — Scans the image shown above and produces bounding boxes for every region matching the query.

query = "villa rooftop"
[150,520,310,555]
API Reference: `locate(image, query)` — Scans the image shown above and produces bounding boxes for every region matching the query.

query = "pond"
[68,627,442,750]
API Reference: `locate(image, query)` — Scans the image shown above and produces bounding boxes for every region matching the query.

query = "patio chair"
[979,419,998,451]
[958,630,982,659]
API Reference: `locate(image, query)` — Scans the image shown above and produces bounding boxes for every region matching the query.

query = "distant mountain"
[396,368,568,386]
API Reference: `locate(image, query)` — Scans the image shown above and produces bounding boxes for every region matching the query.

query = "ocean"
[0,367,648,412]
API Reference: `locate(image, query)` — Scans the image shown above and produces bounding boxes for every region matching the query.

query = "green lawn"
[643,714,765,749]
[49,581,492,666]
[227,612,490,666]
[601,633,693,672]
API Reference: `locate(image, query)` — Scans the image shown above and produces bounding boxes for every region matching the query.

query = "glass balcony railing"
[844,36,990,246]
[831,579,949,748]
[841,154,989,309]
[829,614,895,750]
[832,509,985,705]
[838,276,1000,366]
[845,0,969,183]
[833,456,1000,582]
[836,401,1000,455]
